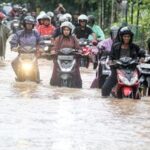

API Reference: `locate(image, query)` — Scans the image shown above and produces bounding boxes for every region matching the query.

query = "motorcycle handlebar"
[18,47,37,53]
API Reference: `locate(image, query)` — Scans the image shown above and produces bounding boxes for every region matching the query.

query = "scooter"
[138,54,150,96]
[40,35,53,59]
[111,57,140,99]
[56,48,80,87]
[98,53,111,88]
[17,46,39,82]
[90,49,111,89]
[79,38,91,68]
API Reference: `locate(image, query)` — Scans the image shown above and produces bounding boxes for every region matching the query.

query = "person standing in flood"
[0,12,11,60]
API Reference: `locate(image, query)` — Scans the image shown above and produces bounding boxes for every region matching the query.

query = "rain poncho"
[0,23,11,58]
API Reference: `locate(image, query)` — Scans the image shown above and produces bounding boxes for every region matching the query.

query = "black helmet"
[119,26,134,43]
[88,15,95,24]
[119,26,133,36]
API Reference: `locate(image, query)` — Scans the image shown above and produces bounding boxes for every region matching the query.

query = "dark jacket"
[110,42,142,60]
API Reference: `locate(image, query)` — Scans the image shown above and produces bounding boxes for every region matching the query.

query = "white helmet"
[60,21,74,33]
[64,13,72,22]
[39,11,46,15]
[78,14,88,22]
[42,14,51,20]
[47,11,54,18]
[59,14,68,23]
[22,8,28,12]
[36,11,46,20]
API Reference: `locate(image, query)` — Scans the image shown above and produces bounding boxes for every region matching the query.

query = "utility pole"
[111,0,114,25]
[136,0,142,36]
[125,0,128,24]
[98,0,101,26]
[131,0,135,24]
[122,0,128,24]
[101,0,103,28]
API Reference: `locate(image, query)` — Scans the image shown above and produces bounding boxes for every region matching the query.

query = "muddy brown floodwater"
[0,39,150,150]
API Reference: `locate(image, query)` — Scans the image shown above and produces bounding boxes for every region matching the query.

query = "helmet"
[110,26,119,39]
[36,11,47,21]
[0,12,6,20]
[64,13,72,22]
[119,26,134,43]
[2,3,6,6]
[119,26,133,36]
[22,8,28,12]
[39,11,46,15]
[59,14,68,23]
[7,3,12,6]
[24,16,35,25]
[78,14,88,22]
[13,4,20,10]
[47,11,54,18]
[60,21,73,33]
[42,14,51,20]
[88,15,95,24]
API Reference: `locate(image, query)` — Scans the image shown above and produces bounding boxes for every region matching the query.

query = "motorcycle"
[138,54,150,96]
[11,17,21,33]
[111,57,140,99]
[17,46,39,82]
[79,38,91,68]
[56,48,80,87]
[98,52,111,88]
[90,49,111,89]
[40,35,53,59]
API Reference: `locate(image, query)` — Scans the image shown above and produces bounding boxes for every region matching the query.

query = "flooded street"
[0,40,150,150]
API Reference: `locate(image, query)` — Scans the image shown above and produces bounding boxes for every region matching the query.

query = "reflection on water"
[0,41,150,150]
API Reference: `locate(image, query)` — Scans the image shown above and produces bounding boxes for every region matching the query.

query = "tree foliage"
[4,0,150,46]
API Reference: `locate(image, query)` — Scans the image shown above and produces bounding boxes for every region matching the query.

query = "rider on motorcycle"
[98,26,119,53]
[47,11,55,26]
[52,14,69,39]
[20,8,28,25]
[101,26,145,97]
[74,14,96,40]
[50,21,82,88]
[90,26,119,88]
[9,4,20,19]
[37,14,56,37]
[35,11,46,30]
[88,15,105,41]
[10,16,42,82]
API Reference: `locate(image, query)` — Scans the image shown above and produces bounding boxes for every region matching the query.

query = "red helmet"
[0,12,6,20]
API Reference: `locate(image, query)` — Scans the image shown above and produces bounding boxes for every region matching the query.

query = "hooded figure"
[0,12,11,59]
[50,21,82,88]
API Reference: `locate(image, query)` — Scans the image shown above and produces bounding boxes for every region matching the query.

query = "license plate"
[14,23,19,26]
[58,55,74,60]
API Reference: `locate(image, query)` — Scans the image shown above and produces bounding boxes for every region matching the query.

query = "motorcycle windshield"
[57,55,76,73]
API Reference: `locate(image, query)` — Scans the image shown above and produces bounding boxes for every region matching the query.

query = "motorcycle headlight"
[119,73,138,86]
[14,23,19,26]
[44,46,49,51]
[119,75,130,85]
[22,63,33,71]
[130,75,138,85]
[84,41,87,45]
